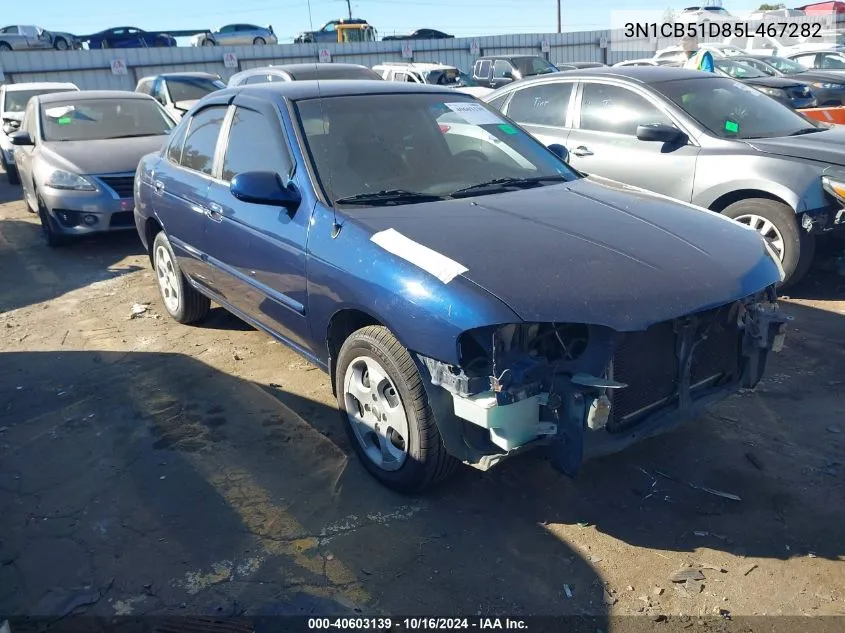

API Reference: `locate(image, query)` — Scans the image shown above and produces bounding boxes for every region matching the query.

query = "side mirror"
[548,143,569,163]
[2,119,20,135]
[9,131,34,146]
[636,123,686,144]
[230,171,301,212]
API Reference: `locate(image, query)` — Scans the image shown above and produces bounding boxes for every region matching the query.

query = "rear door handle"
[571,146,594,157]
[153,180,164,194]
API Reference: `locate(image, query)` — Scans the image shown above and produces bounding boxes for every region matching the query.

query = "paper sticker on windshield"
[371,228,468,284]
[45,106,75,119]
[444,102,503,125]
[725,120,739,133]
[498,124,519,135]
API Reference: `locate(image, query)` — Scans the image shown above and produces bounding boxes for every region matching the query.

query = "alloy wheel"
[343,356,409,471]
[733,213,786,261]
[154,244,181,313]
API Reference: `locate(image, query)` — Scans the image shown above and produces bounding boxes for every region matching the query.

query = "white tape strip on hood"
[371,228,469,284]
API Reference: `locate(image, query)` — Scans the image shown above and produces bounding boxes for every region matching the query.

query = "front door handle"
[205,202,223,223]
[153,180,164,194]
[571,146,594,157]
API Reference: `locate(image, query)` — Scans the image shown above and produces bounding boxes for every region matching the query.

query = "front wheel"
[37,194,70,248]
[202,38,215,46]
[152,231,210,324]
[0,43,11,52]
[54,38,69,50]
[335,325,458,493]
[722,198,815,289]
[253,37,266,45]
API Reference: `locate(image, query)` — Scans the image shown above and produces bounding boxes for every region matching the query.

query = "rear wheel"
[54,37,69,50]
[152,231,210,324]
[253,37,266,45]
[721,198,815,288]
[202,38,215,46]
[335,325,458,493]
[0,43,11,52]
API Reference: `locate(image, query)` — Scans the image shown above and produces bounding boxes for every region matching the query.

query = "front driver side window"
[579,83,671,136]
[221,107,291,182]
[179,106,227,175]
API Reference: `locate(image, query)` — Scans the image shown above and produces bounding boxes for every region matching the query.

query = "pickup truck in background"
[0,25,81,51]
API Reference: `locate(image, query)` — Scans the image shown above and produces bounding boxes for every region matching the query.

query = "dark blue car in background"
[133,81,787,492]
[85,26,176,49]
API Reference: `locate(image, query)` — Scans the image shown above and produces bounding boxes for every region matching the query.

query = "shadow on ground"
[0,219,145,313]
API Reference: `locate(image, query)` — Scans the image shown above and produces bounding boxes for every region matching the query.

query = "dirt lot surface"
[1,173,844,626]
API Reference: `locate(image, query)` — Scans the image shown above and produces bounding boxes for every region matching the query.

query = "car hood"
[2,112,24,123]
[40,135,167,174]
[794,70,845,85]
[740,76,805,89]
[348,177,781,331]
[173,99,199,113]
[744,126,845,165]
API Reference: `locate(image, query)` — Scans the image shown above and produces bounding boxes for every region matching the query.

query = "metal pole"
[557,0,561,33]
[347,0,352,19]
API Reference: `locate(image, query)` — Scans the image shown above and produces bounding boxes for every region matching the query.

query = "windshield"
[512,57,558,76]
[3,88,74,113]
[656,76,819,139]
[762,56,810,75]
[40,98,176,142]
[294,93,577,205]
[291,66,381,80]
[714,58,768,79]
[167,78,225,103]
[456,70,480,87]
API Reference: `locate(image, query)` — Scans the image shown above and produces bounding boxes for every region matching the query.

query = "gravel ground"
[1,173,844,626]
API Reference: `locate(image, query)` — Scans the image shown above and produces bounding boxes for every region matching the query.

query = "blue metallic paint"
[134,83,783,377]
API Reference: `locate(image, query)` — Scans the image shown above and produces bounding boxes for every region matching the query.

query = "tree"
[662,7,676,23]
[757,2,786,9]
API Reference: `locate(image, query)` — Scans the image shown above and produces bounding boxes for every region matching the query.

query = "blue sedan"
[133,81,787,492]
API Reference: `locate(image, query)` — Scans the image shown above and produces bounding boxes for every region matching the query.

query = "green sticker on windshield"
[725,120,739,133]
[498,123,518,135]
[57,116,72,125]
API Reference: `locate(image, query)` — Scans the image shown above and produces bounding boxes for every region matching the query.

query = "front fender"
[306,206,522,366]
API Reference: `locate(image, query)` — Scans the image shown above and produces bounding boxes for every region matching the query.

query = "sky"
[17,0,768,43]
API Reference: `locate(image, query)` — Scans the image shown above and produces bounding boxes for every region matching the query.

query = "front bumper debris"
[420,291,788,475]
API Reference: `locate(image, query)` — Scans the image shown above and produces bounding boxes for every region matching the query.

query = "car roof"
[37,90,155,104]
[477,54,545,61]
[219,80,466,101]
[3,82,78,92]
[242,63,371,74]
[140,72,220,80]
[519,66,708,83]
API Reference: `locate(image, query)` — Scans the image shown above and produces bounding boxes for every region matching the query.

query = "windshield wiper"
[106,133,159,139]
[788,127,823,136]
[449,175,567,198]
[334,189,446,205]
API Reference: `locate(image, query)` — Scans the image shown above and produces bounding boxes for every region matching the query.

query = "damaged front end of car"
[416,286,788,476]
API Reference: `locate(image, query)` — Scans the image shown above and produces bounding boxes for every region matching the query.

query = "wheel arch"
[144,215,164,265]
[707,188,794,214]
[326,307,386,395]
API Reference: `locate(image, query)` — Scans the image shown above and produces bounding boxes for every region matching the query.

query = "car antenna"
[306,0,341,238]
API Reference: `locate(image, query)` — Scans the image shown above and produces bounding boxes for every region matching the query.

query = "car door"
[152,103,229,290]
[15,99,39,208]
[20,26,50,49]
[490,59,516,89]
[566,80,700,202]
[203,96,312,351]
[215,25,236,45]
[500,80,576,148]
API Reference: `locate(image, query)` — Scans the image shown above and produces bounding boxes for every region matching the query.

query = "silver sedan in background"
[9,91,176,247]
[191,23,277,46]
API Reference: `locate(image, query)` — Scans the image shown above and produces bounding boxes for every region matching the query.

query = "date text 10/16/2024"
[307,618,529,630]
[623,21,824,39]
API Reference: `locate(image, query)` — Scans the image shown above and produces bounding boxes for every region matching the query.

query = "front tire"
[335,325,458,493]
[202,38,215,46]
[152,231,210,324]
[54,38,69,50]
[253,37,266,45]
[721,198,815,288]
[37,194,70,248]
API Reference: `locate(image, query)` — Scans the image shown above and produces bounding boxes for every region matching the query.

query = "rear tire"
[152,231,210,324]
[54,37,69,50]
[253,37,266,45]
[335,325,458,493]
[721,198,815,289]
[0,43,11,52]
[202,38,215,46]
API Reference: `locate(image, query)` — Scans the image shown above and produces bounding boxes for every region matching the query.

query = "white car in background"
[0,81,79,185]
[613,58,660,67]
[674,6,735,23]
[652,43,745,65]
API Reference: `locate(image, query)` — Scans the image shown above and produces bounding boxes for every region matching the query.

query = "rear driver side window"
[506,83,573,127]
[579,83,671,136]
[221,107,291,182]
[180,106,226,175]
